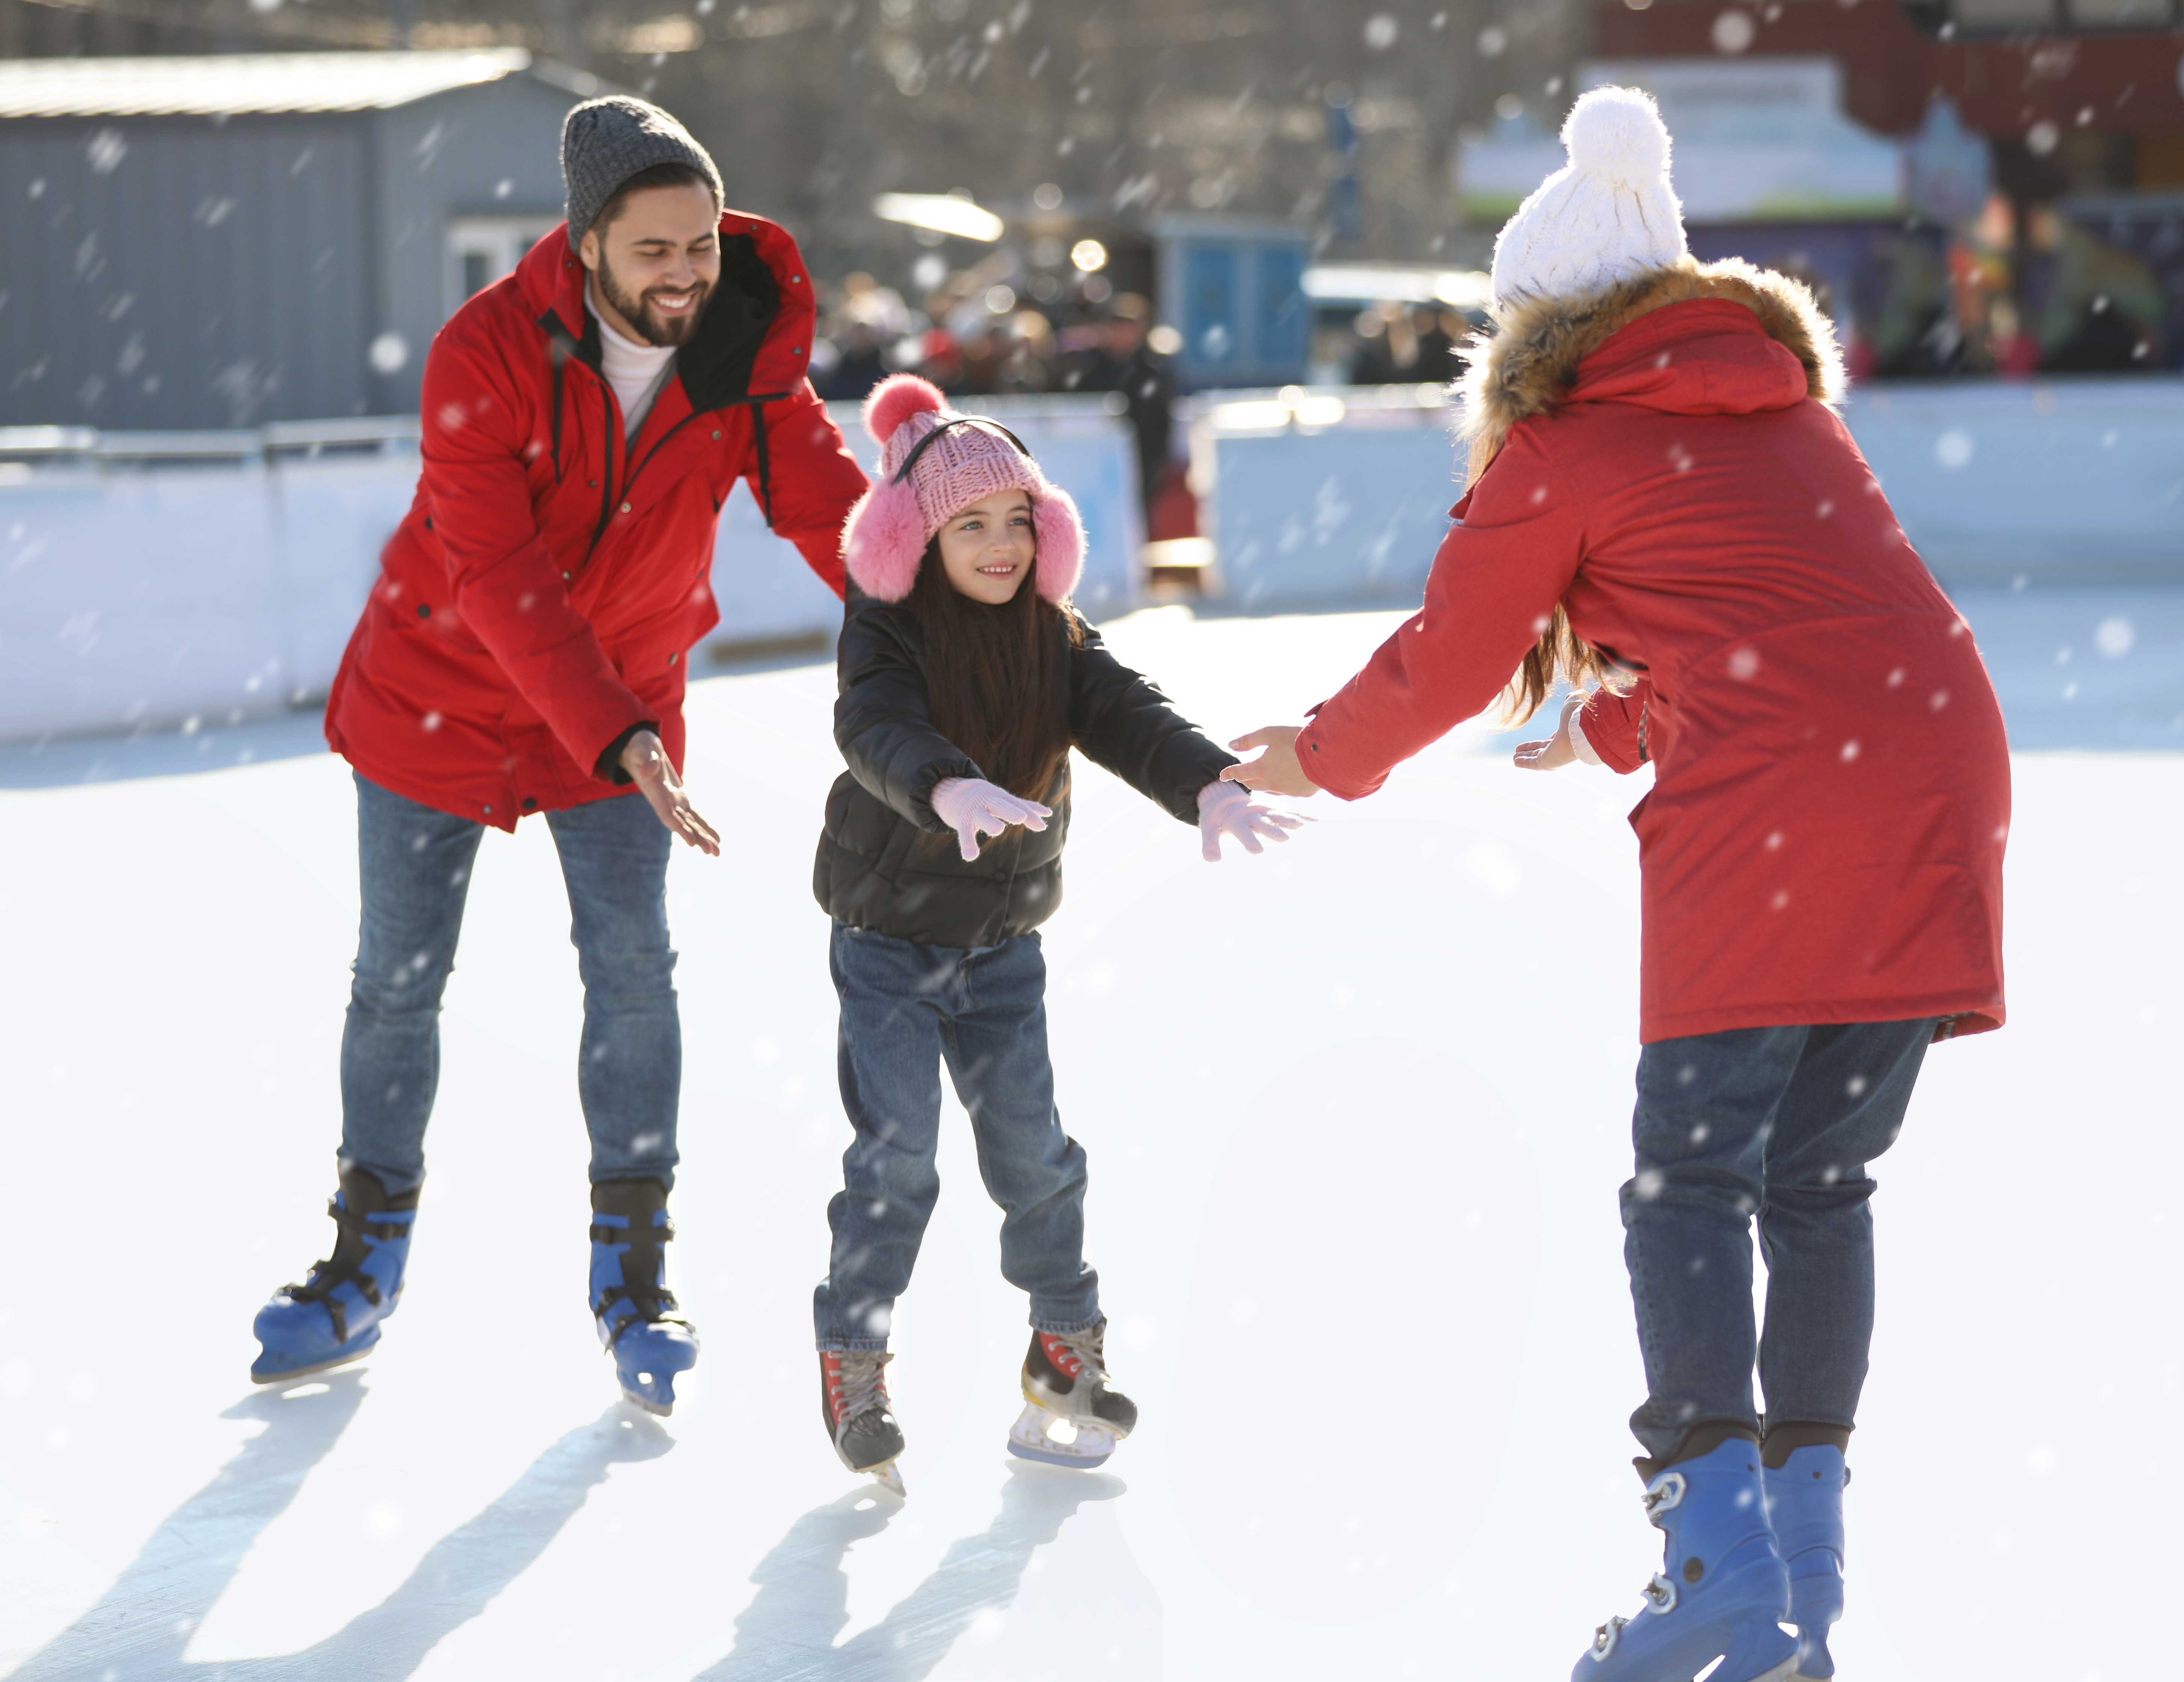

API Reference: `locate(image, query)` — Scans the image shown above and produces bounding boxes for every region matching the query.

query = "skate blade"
[1007,1402,1117,1468]
[619,1386,673,1417]
[250,1332,382,1386]
[865,1460,906,1497]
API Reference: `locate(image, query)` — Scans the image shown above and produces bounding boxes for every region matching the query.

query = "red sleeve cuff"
[1294,721,1387,801]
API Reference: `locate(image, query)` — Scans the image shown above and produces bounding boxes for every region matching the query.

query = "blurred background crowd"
[4,0,2181,455]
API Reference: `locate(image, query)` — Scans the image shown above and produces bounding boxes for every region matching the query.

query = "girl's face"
[935,492,1035,605]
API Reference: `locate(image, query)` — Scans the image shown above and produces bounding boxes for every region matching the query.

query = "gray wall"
[0,74,573,430]
[2,113,370,428]
[365,75,576,416]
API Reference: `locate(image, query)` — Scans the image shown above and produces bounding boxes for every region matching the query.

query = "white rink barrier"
[1197,376,2184,608]
[0,399,1143,745]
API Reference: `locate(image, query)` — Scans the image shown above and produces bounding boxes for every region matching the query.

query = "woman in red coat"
[1228,89,2008,1682]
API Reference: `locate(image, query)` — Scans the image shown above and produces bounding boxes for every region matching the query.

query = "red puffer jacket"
[326,217,868,827]
[1299,261,2009,1043]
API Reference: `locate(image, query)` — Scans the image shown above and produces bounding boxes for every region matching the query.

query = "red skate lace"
[827,1349,891,1425]
[1041,1330,1105,1386]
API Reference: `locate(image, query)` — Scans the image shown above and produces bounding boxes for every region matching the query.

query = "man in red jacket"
[250,97,869,1416]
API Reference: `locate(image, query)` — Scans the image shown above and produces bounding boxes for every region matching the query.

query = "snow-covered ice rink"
[3,588,2177,1681]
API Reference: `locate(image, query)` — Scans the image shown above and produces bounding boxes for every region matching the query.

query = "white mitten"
[929,777,1052,862]
[1196,778,1306,862]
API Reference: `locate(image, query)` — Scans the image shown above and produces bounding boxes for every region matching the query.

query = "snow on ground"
[1,588,2177,1681]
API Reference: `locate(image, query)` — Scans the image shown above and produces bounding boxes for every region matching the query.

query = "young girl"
[811,374,1296,1494]
[1228,91,2008,1682]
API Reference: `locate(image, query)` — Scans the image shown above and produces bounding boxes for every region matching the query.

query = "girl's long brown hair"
[904,532,1080,802]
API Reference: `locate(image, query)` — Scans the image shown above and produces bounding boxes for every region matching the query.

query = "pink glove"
[929,777,1052,862]
[1196,778,1306,862]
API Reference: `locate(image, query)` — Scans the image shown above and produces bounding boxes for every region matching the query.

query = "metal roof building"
[0,51,602,430]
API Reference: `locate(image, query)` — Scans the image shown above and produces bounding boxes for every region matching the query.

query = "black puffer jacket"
[814,586,1236,947]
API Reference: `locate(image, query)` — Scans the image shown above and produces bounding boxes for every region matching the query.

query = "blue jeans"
[338,772,680,1197]
[814,923,1099,1349]
[1622,1019,1934,1465]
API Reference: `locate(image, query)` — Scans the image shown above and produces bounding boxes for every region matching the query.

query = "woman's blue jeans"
[814,923,1100,1349]
[336,772,680,1197]
[1622,1018,1935,1464]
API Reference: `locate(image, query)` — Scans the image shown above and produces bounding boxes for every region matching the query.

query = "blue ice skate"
[1574,1437,1798,1682]
[251,1166,418,1384]
[1764,1444,1848,1679]
[590,1180,699,1416]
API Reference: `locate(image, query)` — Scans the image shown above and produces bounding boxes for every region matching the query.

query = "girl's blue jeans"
[1623,1017,1935,1465]
[337,772,680,1198]
[814,922,1100,1349]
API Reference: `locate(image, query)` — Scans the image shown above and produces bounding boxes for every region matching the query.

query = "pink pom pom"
[841,481,930,602]
[863,374,946,447]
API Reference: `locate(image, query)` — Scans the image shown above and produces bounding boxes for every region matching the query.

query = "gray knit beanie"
[561,96,724,251]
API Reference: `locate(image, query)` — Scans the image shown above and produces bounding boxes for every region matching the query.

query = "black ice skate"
[1010,1323,1136,1469]
[821,1347,906,1496]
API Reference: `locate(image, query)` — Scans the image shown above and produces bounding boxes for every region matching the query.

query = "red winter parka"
[326,217,868,827]
[1298,260,2010,1044]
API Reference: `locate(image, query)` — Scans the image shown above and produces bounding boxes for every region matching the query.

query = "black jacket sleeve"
[1066,613,1238,824]
[834,593,983,834]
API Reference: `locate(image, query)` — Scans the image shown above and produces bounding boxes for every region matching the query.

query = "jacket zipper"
[580,390,793,574]
[580,381,618,574]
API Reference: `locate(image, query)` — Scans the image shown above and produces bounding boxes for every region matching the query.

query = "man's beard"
[597,256,712,348]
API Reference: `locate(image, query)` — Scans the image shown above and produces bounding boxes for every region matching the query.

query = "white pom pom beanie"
[1489,86,1687,311]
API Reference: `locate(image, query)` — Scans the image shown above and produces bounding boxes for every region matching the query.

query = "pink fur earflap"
[840,480,930,603]
[1030,483,1086,604]
[863,374,944,446]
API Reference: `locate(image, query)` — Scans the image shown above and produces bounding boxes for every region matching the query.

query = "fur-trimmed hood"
[1456,257,1845,484]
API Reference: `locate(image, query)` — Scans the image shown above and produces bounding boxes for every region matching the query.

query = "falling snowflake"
[1712,9,1756,53]
[2094,616,2134,658]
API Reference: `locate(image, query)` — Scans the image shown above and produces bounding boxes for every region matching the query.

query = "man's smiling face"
[581,179,722,348]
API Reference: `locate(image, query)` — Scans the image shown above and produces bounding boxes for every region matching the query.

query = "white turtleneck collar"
[585,284,677,439]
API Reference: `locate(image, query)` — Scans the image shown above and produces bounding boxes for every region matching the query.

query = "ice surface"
[1,595,2177,1679]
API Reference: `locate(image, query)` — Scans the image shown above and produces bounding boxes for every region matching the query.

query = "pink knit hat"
[839,374,1086,604]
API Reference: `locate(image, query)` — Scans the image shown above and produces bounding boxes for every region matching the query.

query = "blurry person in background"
[993,309,1057,393]
[818,318,889,400]
[1985,295,2042,377]
[1345,303,1403,383]
[957,320,1008,394]
[1408,306,1465,384]
[1855,230,1961,380]
[816,273,909,401]
[247,97,868,1416]
[2022,206,2166,372]
[1082,294,1176,527]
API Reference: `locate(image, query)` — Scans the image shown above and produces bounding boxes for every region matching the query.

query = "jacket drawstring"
[746,396,776,529]
[548,350,567,484]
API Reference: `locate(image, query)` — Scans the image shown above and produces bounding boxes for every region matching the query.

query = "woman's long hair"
[904,533,1079,802]
[1505,603,1631,724]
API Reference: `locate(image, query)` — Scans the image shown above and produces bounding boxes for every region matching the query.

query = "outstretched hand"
[1219,726,1322,799]
[1512,697,1584,772]
[621,729,721,855]
[1196,778,1308,862]
[929,776,1051,863]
